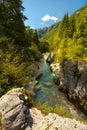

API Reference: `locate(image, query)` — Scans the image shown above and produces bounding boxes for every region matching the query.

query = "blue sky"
[23,0,87,29]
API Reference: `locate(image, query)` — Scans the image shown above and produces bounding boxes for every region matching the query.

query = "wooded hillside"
[0,0,40,96]
[40,5,87,62]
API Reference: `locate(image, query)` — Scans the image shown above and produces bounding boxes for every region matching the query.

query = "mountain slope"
[39,22,60,48]
[37,22,60,38]
[40,4,87,62]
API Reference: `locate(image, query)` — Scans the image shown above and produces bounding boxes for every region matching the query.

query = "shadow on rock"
[27,110,33,128]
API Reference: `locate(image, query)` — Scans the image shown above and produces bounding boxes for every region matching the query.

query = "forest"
[0,0,44,96]
[0,0,87,97]
[40,5,87,62]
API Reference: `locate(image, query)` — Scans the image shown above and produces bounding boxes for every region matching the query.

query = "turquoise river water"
[34,58,87,120]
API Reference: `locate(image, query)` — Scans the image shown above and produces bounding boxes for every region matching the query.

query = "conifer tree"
[0,0,27,45]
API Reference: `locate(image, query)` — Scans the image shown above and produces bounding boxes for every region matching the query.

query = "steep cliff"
[53,60,87,114]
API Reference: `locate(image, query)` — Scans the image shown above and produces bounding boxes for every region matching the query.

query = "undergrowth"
[32,101,72,118]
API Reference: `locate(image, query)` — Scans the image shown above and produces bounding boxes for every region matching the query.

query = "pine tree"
[58,13,69,39]
[33,30,39,48]
[68,16,76,38]
[0,0,27,45]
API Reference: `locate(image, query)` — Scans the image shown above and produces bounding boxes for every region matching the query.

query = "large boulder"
[46,53,54,64]
[0,88,87,130]
[28,62,42,80]
[50,63,60,73]
[0,88,33,130]
[28,62,42,91]
[26,108,87,130]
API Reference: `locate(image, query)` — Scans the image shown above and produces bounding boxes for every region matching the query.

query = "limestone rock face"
[0,88,87,130]
[46,53,54,64]
[53,60,87,114]
[26,108,87,130]
[0,88,31,130]
[50,63,60,73]
[29,62,42,80]
[28,62,42,91]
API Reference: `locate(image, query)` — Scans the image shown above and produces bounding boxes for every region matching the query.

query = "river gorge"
[33,57,87,120]
[0,57,87,130]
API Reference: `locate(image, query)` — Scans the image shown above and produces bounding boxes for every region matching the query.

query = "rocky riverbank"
[28,62,42,91]
[0,88,87,130]
[59,60,87,114]
[46,53,87,115]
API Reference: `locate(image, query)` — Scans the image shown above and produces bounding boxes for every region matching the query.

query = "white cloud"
[41,14,58,22]
[41,14,50,22]
[51,16,58,21]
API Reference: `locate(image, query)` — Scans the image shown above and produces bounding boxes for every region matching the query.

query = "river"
[34,58,87,120]
[34,58,66,106]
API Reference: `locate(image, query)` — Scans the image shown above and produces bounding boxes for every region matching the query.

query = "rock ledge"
[0,88,87,130]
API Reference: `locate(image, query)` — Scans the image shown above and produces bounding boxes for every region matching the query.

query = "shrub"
[33,102,72,118]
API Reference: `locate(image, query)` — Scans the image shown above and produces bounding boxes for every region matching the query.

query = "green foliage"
[68,17,76,38]
[41,5,87,62]
[33,30,40,48]
[0,0,27,45]
[53,104,71,118]
[58,13,69,39]
[0,0,41,97]
[29,43,41,60]
[33,102,71,118]
[0,42,30,96]
[77,118,87,125]
[34,103,53,115]
[39,41,49,53]
[25,26,41,60]
[0,35,40,97]
[25,26,34,47]
[40,22,60,51]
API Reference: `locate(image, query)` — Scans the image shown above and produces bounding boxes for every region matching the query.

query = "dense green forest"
[0,0,42,96]
[40,5,87,62]
[0,1,87,97]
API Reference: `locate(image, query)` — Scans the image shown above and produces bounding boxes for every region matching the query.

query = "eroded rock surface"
[46,53,54,64]
[0,88,87,130]
[28,62,42,91]
[52,60,87,114]
[29,62,42,80]
[0,88,32,130]
[26,108,87,130]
